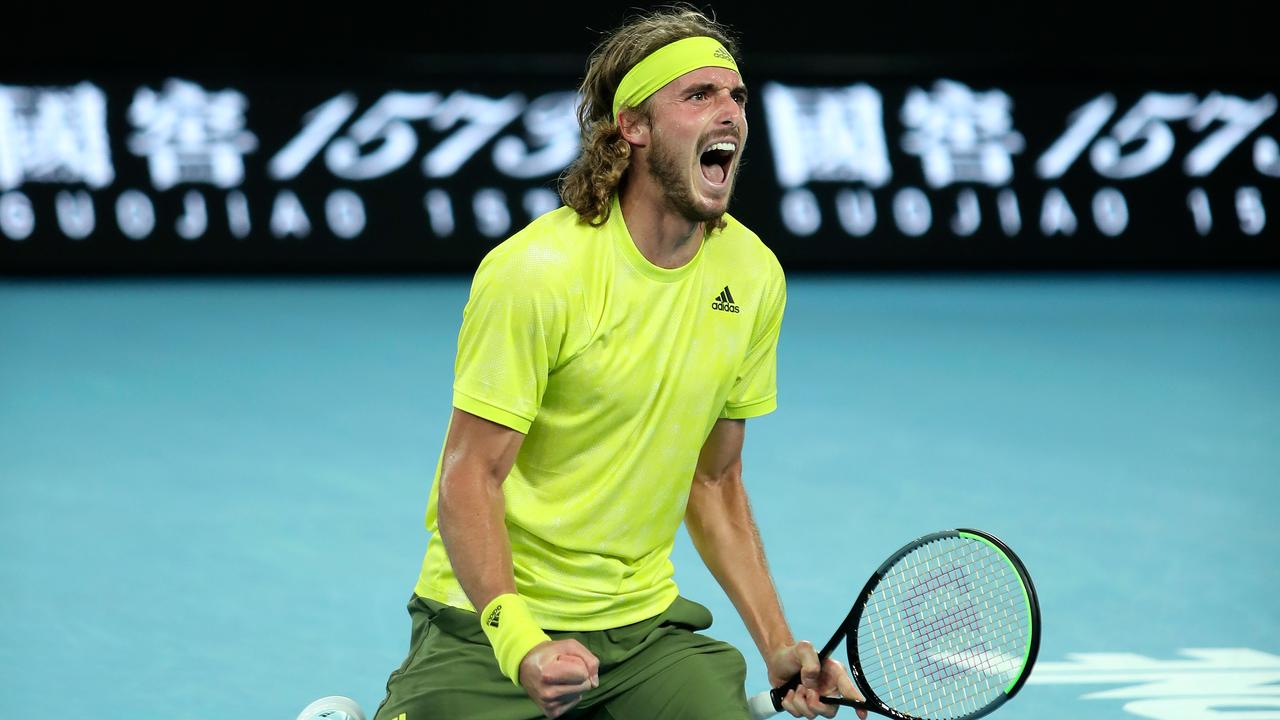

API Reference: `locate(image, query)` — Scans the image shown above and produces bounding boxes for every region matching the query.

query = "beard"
[645,131,738,227]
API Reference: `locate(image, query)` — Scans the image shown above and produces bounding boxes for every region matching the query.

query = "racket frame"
[769,528,1041,720]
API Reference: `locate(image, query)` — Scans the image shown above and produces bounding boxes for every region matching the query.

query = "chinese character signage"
[1,65,1276,273]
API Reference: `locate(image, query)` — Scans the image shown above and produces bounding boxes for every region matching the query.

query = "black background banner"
[3,2,1277,273]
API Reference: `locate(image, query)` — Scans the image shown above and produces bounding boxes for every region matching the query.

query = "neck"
[618,174,704,270]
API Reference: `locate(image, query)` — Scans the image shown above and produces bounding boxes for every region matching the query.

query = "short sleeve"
[721,260,786,419]
[452,244,568,433]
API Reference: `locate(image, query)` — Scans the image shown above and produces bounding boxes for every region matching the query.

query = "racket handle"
[749,688,873,719]
[751,674,802,719]
[747,690,781,720]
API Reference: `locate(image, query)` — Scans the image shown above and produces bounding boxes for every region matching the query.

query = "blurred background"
[2,2,1277,718]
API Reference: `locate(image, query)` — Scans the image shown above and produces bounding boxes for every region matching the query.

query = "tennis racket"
[749,528,1040,720]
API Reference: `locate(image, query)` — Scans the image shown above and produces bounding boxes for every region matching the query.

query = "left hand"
[767,641,868,720]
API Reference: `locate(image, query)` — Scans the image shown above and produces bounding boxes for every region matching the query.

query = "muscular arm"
[686,418,865,719]
[684,418,794,659]
[436,407,598,717]
[435,407,525,613]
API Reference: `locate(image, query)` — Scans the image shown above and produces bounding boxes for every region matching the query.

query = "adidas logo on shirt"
[711,286,741,313]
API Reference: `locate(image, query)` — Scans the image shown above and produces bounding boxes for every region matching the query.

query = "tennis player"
[373,8,864,720]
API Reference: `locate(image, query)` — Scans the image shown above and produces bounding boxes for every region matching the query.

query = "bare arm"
[435,407,525,612]
[436,407,598,718]
[685,418,794,658]
[685,418,864,720]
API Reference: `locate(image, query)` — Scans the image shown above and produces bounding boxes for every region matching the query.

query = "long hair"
[559,6,740,227]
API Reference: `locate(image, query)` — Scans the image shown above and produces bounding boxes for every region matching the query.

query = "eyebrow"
[682,81,749,100]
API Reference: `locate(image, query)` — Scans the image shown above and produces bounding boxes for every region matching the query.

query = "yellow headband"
[612,36,740,121]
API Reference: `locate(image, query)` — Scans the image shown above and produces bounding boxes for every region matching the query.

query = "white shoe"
[295,695,367,720]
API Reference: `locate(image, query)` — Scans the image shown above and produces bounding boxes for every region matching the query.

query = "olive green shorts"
[373,594,750,720]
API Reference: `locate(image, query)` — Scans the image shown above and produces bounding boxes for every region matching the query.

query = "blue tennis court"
[2,273,1277,719]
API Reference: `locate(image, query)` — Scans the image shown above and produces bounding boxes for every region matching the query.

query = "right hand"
[518,639,601,718]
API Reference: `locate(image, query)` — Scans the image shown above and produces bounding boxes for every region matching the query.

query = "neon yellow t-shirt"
[415,196,786,631]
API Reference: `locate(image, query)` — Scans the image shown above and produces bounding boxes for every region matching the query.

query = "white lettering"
[271,190,311,238]
[55,190,94,240]
[1037,94,1117,179]
[1185,93,1277,176]
[325,92,441,180]
[1092,187,1129,237]
[227,190,251,239]
[1255,136,1280,177]
[176,190,207,240]
[325,189,365,239]
[835,189,876,236]
[781,189,821,236]
[270,93,359,180]
[492,92,580,179]
[116,189,155,240]
[998,189,1022,236]
[424,189,454,237]
[1187,188,1213,236]
[1091,93,1199,179]
[1236,187,1266,235]
[951,188,981,236]
[473,188,510,238]
[893,187,931,237]
[1040,188,1078,236]
[0,191,35,240]
[423,92,526,178]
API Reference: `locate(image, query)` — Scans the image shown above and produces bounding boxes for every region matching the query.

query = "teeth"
[705,142,736,153]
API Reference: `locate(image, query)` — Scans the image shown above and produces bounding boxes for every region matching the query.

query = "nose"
[715,90,743,127]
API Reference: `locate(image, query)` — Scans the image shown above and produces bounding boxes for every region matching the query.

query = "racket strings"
[863,567,1021,717]
[854,537,1030,720]
[867,553,1025,715]
[862,546,1025,717]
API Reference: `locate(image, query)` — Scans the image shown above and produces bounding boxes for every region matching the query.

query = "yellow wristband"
[480,593,551,685]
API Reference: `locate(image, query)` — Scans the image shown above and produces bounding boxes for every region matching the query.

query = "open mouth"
[699,141,736,186]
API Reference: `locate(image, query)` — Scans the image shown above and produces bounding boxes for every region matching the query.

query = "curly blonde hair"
[559,6,740,227]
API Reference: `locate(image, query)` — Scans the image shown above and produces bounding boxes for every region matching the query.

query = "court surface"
[2,273,1277,719]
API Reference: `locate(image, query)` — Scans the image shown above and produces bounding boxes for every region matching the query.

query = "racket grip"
[747,690,781,720]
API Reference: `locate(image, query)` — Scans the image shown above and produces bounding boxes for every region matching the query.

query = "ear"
[617,108,650,148]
